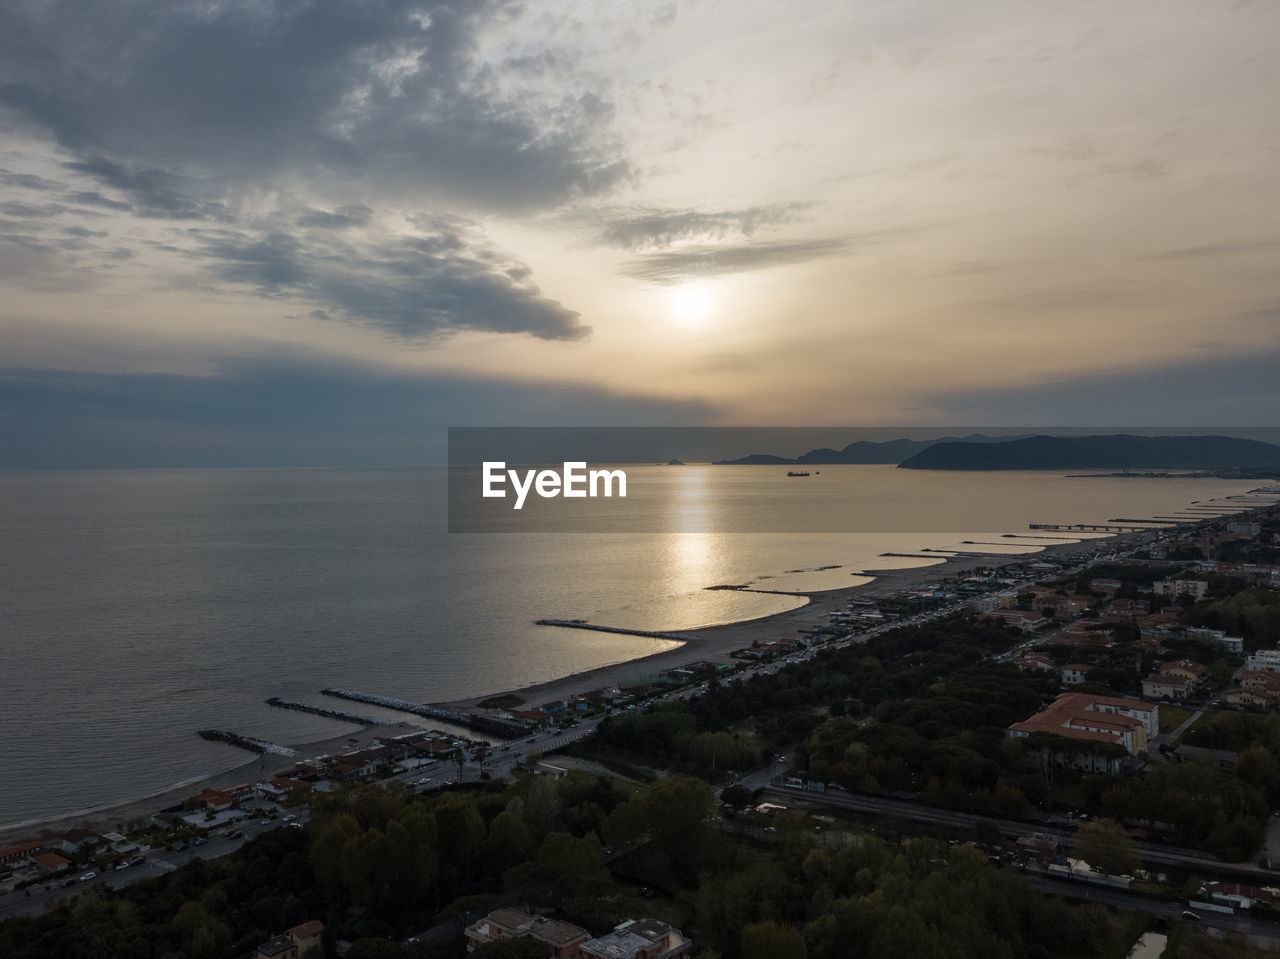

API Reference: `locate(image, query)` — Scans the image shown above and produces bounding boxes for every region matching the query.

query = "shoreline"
[0,530,1147,845]
[436,539,1107,712]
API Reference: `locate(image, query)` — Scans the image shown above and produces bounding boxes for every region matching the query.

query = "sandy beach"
[0,534,1119,845]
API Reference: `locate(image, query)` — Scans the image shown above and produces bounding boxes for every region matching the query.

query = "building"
[186,788,236,813]
[1224,670,1280,709]
[1162,627,1245,656]
[1153,579,1208,601]
[33,852,71,873]
[1014,652,1056,673]
[56,829,101,857]
[1160,659,1209,682]
[1061,664,1090,686]
[1007,693,1158,772]
[0,840,43,866]
[1200,882,1273,910]
[1245,649,1280,673]
[256,920,324,959]
[1142,671,1194,701]
[580,919,693,959]
[986,609,1051,633]
[465,909,590,958]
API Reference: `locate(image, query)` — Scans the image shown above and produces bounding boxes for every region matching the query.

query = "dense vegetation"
[585,610,1276,859]
[0,772,1126,959]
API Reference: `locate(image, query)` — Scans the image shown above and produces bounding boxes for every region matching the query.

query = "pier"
[1029,523,1164,533]
[265,697,391,726]
[535,619,690,641]
[197,729,296,756]
[321,688,531,740]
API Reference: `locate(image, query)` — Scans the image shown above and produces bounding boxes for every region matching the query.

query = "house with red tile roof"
[1007,693,1158,772]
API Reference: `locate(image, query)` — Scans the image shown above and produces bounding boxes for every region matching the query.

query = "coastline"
[438,541,1101,713]
[0,532,1127,845]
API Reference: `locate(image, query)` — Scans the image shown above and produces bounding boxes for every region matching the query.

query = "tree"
[503,831,611,909]
[741,920,807,959]
[1073,818,1138,876]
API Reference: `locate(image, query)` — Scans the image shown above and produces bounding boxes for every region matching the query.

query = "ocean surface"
[0,465,1271,828]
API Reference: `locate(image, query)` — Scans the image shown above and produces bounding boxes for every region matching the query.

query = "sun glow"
[669,284,713,326]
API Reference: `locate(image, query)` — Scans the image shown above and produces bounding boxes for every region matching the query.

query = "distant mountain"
[898,434,1280,470]
[712,434,1017,465]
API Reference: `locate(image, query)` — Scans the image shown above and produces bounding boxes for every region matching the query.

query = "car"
[1180,910,1200,921]
[283,814,297,822]
[194,836,207,845]
[78,872,96,882]
[260,819,271,825]
[61,877,78,888]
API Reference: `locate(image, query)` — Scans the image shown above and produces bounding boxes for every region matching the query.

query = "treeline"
[698,834,1113,959]
[0,773,1133,959]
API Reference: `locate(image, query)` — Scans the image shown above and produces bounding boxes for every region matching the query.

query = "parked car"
[78,872,96,882]
[1181,910,1200,921]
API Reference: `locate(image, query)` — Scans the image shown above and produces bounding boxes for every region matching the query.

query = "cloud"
[296,205,373,229]
[593,203,815,251]
[0,200,66,218]
[62,157,228,220]
[1144,240,1280,261]
[0,0,630,216]
[0,351,719,467]
[65,190,133,212]
[622,238,849,284]
[0,168,63,191]
[183,221,590,341]
[0,230,98,290]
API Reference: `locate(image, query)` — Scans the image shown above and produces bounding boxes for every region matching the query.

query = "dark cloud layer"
[184,220,589,341]
[622,238,849,284]
[0,0,628,341]
[595,203,814,251]
[0,353,718,467]
[0,0,628,215]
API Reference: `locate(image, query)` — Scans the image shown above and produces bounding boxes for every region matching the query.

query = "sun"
[669,283,713,327]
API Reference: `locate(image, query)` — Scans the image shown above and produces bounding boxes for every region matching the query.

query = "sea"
[0,465,1272,829]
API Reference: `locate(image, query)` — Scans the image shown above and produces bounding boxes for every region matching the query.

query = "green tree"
[1073,818,1138,876]
[741,920,807,959]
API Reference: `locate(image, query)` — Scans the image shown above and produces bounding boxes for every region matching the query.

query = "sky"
[2,0,1279,466]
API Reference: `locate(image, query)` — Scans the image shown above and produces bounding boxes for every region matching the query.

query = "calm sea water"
[0,465,1268,827]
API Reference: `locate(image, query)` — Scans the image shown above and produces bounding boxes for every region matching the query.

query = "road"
[0,811,311,922]
[1027,874,1280,945]
[758,785,1275,879]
